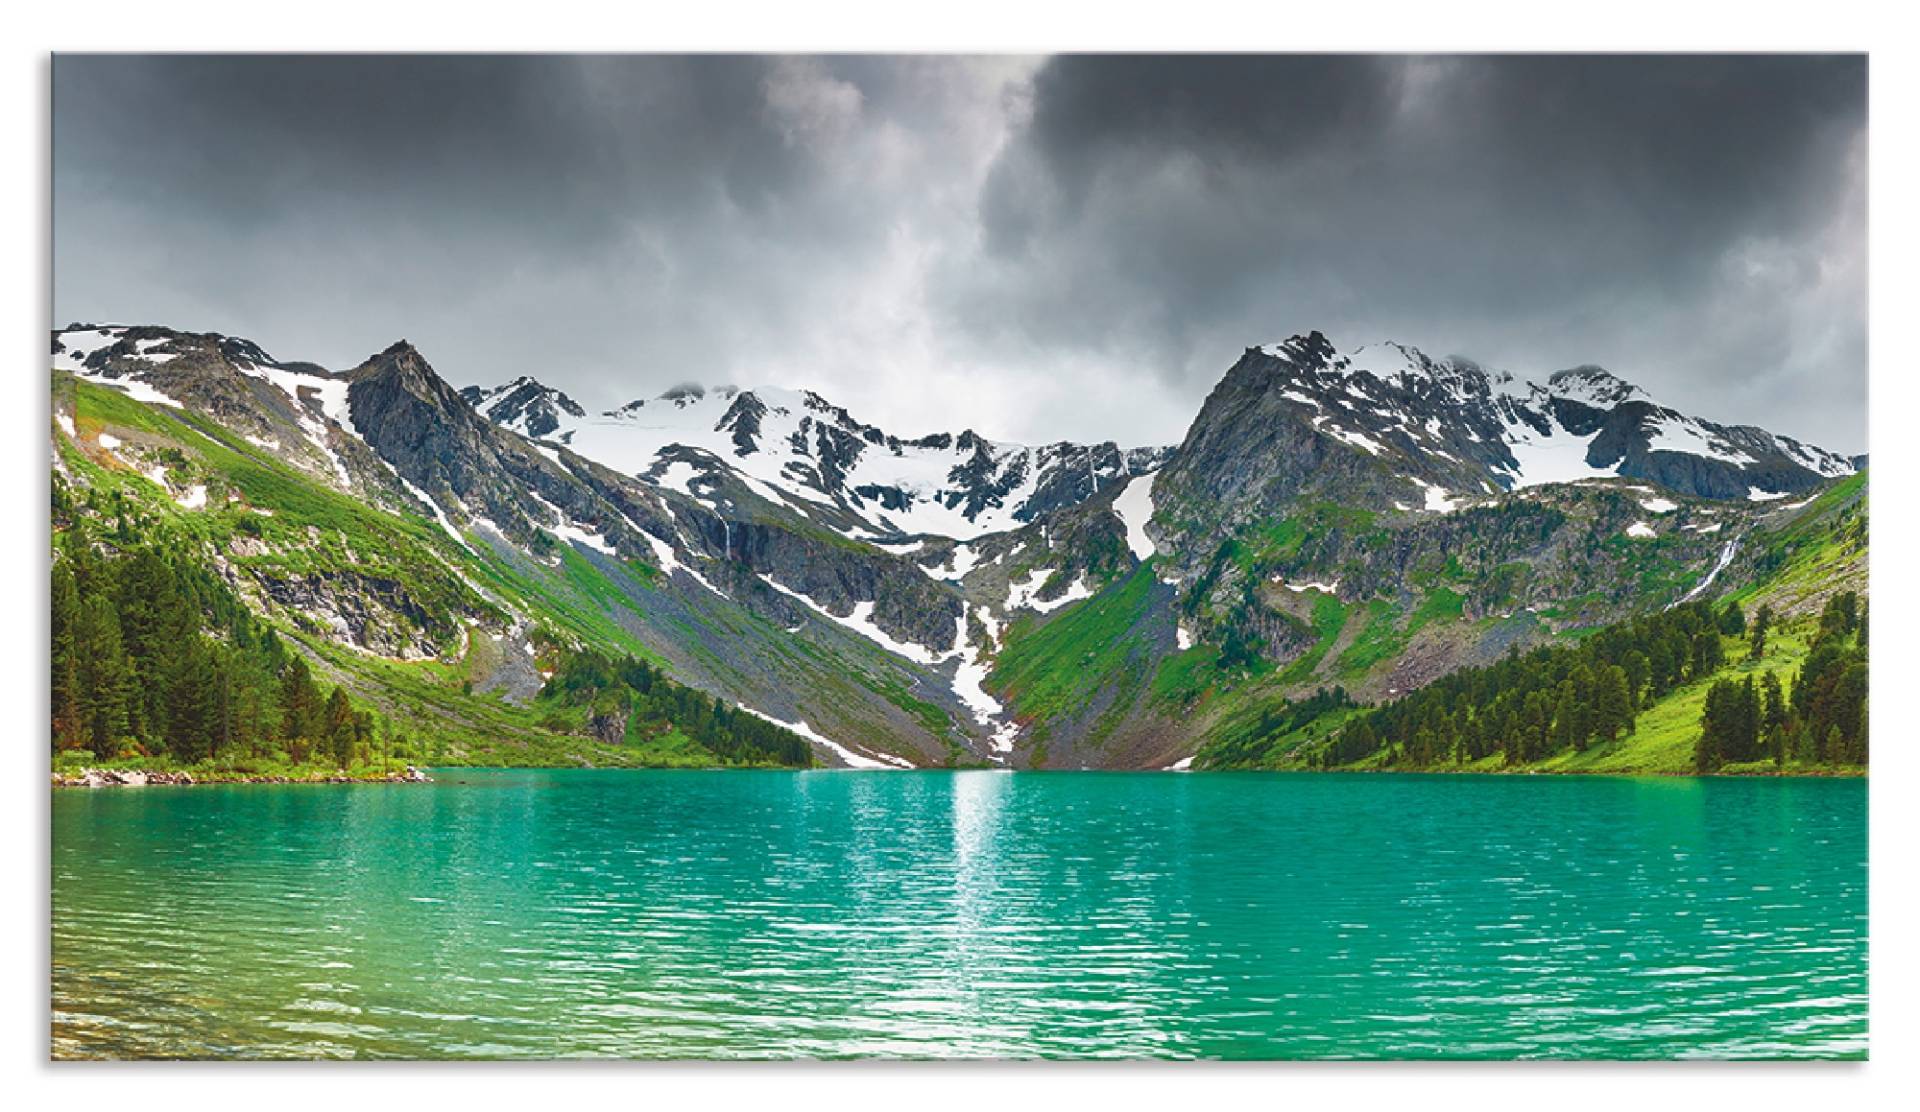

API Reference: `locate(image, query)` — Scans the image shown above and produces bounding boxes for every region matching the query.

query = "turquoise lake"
[51,770,1867,1059]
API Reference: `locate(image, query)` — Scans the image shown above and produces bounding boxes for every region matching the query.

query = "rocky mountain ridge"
[53,322,1864,770]
[460,374,1171,544]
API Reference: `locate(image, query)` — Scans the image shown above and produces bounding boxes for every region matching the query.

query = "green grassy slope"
[54,376,811,770]
[1190,474,1868,777]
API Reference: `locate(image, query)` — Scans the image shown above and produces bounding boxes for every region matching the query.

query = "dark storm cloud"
[53,54,1865,451]
[957,54,1866,448]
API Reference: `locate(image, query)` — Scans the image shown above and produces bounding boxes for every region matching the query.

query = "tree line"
[1200,685,1357,769]
[1315,600,1734,768]
[537,647,815,767]
[51,527,386,768]
[1696,592,1866,769]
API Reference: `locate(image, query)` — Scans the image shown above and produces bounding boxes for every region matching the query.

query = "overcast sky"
[53,54,1867,452]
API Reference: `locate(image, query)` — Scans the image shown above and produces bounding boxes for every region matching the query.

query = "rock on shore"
[53,766,433,788]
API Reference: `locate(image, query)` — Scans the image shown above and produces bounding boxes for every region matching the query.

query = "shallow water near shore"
[51,769,1866,1059]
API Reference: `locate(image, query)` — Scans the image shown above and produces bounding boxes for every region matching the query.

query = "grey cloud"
[951,54,1865,449]
[53,54,1865,452]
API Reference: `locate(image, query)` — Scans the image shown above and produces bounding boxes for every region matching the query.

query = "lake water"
[51,770,1867,1059]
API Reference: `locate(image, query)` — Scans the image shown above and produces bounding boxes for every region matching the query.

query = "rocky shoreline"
[53,766,433,788]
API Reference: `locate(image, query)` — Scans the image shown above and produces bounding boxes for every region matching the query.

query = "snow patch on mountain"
[1644,416,1756,467]
[1502,422,1619,488]
[1327,426,1386,455]
[58,329,187,407]
[1545,366,1654,408]
[53,328,121,369]
[1410,477,1458,513]
[398,476,470,550]
[949,609,1018,758]
[739,706,909,770]
[550,519,618,556]
[1005,569,1093,613]
[944,544,983,580]
[1112,471,1159,559]
[236,361,359,487]
[677,563,730,599]
[760,576,952,665]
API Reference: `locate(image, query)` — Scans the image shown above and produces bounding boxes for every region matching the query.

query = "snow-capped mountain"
[463,378,1170,542]
[1234,332,1853,510]
[459,377,587,438]
[52,321,1865,771]
[53,323,396,495]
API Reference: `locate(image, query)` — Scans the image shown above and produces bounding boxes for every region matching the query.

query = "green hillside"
[1194,473,1868,777]
[1197,595,1864,777]
[53,375,815,776]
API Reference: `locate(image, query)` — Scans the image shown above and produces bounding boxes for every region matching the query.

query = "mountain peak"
[460,375,586,439]
[1545,365,1653,407]
[655,382,742,407]
[343,340,441,388]
[1256,331,1340,369]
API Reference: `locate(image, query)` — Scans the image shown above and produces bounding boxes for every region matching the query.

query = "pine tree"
[1835,662,1867,764]
[1621,652,1649,711]
[1694,711,1717,773]
[1818,592,1858,644]
[1595,666,1633,741]
[1553,684,1579,752]
[1647,639,1674,697]
[51,562,82,746]
[1412,725,1437,766]
[116,547,196,743]
[280,657,322,757]
[1718,602,1746,636]
[1514,695,1543,763]
[165,639,220,762]
[1761,671,1788,766]
[1734,676,1761,763]
[1697,678,1735,771]
[325,687,356,768]
[72,595,131,751]
[1693,631,1726,678]
[1750,605,1773,662]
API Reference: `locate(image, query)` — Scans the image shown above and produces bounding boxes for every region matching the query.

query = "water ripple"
[52,770,1866,1059]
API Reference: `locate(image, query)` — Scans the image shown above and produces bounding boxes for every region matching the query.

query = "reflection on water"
[52,770,1866,1059]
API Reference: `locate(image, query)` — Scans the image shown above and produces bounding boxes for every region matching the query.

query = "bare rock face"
[698,515,967,655]
[1152,332,1851,564]
[253,570,449,659]
[346,342,680,561]
[584,711,628,746]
